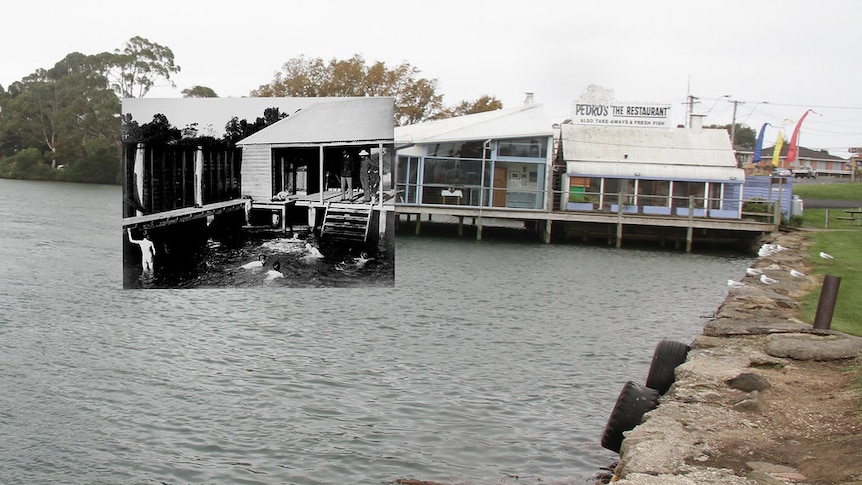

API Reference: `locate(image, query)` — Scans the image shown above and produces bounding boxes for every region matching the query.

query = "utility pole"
[729,99,741,149]
[686,95,698,128]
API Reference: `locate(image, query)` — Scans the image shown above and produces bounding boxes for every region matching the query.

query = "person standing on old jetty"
[340,149,354,201]
[359,150,374,203]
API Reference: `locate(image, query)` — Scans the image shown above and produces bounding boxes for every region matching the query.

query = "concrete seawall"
[610,231,862,485]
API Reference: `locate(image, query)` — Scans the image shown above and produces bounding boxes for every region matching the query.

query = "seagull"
[240,254,266,270]
[264,261,284,281]
[758,243,788,257]
[746,267,763,276]
[760,274,778,285]
[789,269,806,278]
[727,279,746,288]
[820,251,834,259]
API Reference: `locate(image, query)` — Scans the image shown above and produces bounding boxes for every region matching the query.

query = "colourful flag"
[753,123,771,164]
[771,131,784,167]
[786,109,813,164]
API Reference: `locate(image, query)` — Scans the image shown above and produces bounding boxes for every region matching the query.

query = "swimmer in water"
[264,260,284,281]
[304,243,324,259]
[240,254,266,270]
[127,228,156,274]
[353,251,373,268]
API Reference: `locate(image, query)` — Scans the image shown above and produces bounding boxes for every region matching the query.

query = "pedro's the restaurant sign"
[574,102,671,127]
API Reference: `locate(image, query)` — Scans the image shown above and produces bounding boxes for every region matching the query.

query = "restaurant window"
[396,156,419,203]
[497,137,547,158]
[638,179,671,207]
[709,183,723,209]
[427,141,485,159]
[672,181,705,208]
[423,158,482,187]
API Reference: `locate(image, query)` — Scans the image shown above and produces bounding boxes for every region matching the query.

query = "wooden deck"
[395,204,777,250]
[256,189,396,210]
[122,199,248,230]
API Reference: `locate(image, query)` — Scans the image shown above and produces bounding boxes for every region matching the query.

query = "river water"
[0,178,753,484]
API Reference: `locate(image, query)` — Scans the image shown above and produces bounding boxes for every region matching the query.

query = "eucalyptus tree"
[96,36,181,99]
[2,52,120,169]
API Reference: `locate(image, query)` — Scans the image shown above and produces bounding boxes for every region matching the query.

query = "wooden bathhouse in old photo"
[236,97,395,243]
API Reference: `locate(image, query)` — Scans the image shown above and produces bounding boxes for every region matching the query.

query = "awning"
[567,161,745,182]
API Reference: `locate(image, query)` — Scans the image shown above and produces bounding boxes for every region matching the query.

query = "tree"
[223,107,286,145]
[137,113,182,144]
[98,36,180,98]
[705,123,757,150]
[61,137,119,184]
[0,148,52,180]
[1,52,120,169]
[429,95,503,120]
[182,85,218,98]
[251,54,445,126]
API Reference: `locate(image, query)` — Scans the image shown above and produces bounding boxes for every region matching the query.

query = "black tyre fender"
[600,381,660,453]
[644,340,690,395]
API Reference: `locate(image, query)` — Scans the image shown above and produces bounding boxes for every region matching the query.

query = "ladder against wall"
[321,203,372,242]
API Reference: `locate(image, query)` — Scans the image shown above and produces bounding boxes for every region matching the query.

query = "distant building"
[757,145,851,178]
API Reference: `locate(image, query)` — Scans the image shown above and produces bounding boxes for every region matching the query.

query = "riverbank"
[610,231,862,484]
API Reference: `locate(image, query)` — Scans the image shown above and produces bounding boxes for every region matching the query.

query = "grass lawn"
[797,228,862,336]
[793,181,862,202]
[794,183,862,337]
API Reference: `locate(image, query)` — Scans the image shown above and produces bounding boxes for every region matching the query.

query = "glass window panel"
[427,141,485,158]
[497,137,547,158]
[423,158,482,186]
[709,183,723,209]
[637,179,670,206]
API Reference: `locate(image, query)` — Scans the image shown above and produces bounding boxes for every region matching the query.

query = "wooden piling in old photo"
[813,274,841,330]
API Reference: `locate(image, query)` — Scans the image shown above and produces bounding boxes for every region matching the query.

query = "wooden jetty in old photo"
[235,97,395,245]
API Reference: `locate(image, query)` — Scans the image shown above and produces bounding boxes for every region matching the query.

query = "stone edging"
[609,231,862,485]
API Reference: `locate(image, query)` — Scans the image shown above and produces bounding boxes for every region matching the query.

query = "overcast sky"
[3,0,861,156]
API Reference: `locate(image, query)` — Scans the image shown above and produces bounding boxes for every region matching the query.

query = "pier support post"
[458,216,464,236]
[415,216,421,235]
[616,192,623,248]
[686,196,694,253]
[134,143,145,216]
[543,220,552,243]
[813,275,841,330]
[194,147,204,208]
[476,217,483,241]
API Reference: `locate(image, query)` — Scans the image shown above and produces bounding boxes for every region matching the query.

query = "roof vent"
[524,92,535,105]
[689,114,704,130]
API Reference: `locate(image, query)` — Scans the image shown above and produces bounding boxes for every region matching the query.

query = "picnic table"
[836,209,862,225]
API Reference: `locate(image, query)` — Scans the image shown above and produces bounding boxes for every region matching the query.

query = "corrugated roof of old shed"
[560,124,737,167]
[395,104,553,145]
[236,97,394,146]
